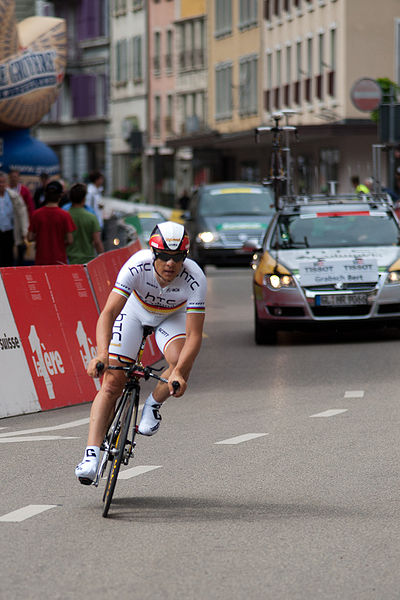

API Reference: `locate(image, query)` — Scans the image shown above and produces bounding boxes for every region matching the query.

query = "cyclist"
[75,221,206,484]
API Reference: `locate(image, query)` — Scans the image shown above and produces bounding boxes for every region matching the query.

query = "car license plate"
[316,293,369,306]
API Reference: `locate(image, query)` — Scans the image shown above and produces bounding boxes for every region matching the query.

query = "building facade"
[110,0,147,197]
[22,0,111,191]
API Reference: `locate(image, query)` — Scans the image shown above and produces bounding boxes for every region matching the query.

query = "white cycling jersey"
[109,249,206,360]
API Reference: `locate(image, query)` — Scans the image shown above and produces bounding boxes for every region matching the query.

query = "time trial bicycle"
[255,110,298,210]
[92,325,179,518]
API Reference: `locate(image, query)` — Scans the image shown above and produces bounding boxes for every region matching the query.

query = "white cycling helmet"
[149,221,190,252]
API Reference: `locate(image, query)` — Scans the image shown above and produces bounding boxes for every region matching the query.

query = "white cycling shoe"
[138,401,162,436]
[75,447,99,485]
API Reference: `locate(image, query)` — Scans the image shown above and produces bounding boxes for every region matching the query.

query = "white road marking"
[310,409,348,418]
[344,390,365,399]
[0,417,90,438]
[0,505,57,522]
[215,433,269,445]
[0,427,8,430]
[0,436,79,443]
[118,465,162,479]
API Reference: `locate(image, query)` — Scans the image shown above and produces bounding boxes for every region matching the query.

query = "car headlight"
[196,231,219,244]
[386,270,400,284]
[264,273,296,289]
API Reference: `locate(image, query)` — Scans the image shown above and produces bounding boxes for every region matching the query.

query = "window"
[239,0,258,29]
[295,41,302,104]
[71,74,97,118]
[165,94,173,134]
[215,0,232,37]
[265,51,273,111]
[154,31,161,73]
[285,45,291,105]
[215,62,233,119]
[166,29,173,71]
[77,0,107,40]
[154,95,161,137]
[132,36,142,81]
[239,55,258,116]
[115,39,128,83]
[328,27,336,96]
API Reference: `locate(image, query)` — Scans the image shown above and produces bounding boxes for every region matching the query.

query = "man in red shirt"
[28,180,76,265]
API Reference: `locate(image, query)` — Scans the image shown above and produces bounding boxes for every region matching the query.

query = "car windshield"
[272,212,399,249]
[199,188,274,217]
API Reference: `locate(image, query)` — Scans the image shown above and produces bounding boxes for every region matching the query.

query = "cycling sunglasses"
[154,250,187,263]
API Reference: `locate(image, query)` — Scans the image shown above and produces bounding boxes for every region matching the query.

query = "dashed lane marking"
[215,433,269,445]
[0,417,90,438]
[344,390,365,399]
[0,435,79,443]
[118,465,162,479]
[310,409,348,418]
[0,505,57,522]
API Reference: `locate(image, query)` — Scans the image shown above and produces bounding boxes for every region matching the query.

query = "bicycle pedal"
[78,477,94,486]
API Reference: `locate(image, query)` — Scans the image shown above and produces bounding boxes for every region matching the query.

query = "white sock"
[145,393,161,407]
[84,446,100,461]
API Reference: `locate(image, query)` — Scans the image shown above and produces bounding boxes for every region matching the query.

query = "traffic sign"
[351,78,382,111]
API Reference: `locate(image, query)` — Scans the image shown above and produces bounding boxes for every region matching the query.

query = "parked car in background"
[251,193,400,344]
[123,210,166,247]
[184,182,275,269]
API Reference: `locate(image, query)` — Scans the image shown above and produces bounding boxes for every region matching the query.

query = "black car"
[184,182,275,268]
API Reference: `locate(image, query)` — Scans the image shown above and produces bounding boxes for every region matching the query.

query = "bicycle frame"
[255,111,298,209]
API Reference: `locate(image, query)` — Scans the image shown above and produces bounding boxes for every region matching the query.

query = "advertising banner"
[86,241,140,310]
[1,266,100,411]
[0,277,40,418]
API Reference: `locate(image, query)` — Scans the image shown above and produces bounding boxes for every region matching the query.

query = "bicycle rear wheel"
[102,393,135,518]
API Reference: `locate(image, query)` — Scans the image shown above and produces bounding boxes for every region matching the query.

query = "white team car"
[251,194,400,343]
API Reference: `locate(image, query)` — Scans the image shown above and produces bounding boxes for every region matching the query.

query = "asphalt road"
[2,267,400,599]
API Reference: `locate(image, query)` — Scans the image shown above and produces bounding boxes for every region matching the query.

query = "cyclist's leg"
[75,311,144,481]
[138,312,186,435]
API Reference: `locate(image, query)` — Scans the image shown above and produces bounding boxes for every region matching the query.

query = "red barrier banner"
[86,241,141,311]
[1,266,100,410]
[0,277,40,417]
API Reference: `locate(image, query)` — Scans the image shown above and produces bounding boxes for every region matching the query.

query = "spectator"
[33,172,49,208]
[178,189,190,211]
[28,180,76,265]
[0,171,29,267]
[86,171,104,229]
[8,169,35,265]
[351,175,369,195]
[67,183,104,264]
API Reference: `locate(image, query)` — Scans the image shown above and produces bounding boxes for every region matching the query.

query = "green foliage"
[371,77,400,122]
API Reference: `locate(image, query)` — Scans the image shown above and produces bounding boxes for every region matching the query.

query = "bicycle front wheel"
[102,393,134,518]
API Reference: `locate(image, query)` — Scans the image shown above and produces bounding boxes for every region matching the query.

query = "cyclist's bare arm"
[87,291,127,377]
[168,312,205,397]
